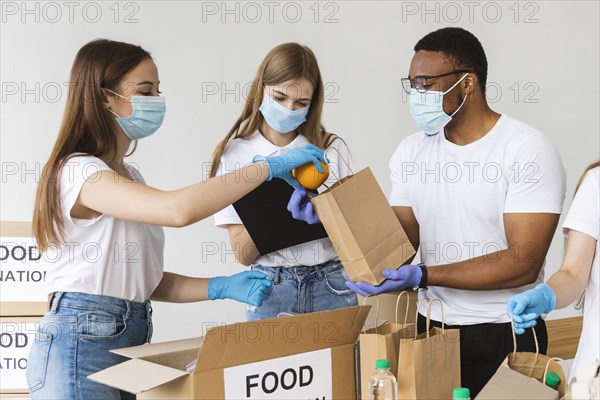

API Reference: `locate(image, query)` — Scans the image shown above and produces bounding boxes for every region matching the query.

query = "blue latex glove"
[253,144,325,188]
[345,265,422,296]
[288,188,320,224]
[208,270,273,307]
[507,283,557,334]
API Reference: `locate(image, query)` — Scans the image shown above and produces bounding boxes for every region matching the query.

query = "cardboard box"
[89,306,370,399]
[475,365,559,399]
[0,317,40,393]
[0,222,48,316]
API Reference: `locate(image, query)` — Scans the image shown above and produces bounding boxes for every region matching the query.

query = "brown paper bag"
[311,167,416,285]
[358,293,417,399]
[476,327,566,399]
[397,298,461,400]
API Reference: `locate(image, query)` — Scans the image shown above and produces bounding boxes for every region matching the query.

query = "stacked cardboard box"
[0,222,47,397]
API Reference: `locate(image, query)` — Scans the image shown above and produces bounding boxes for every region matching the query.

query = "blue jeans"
[246,259,358,321]
[26,292,152,400]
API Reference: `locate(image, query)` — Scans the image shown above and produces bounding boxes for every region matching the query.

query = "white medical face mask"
[408,73,469,136]
[106,88,166,140]
[259,95,309,134]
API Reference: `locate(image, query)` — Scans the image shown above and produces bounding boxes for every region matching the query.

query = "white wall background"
[1,1,598,342]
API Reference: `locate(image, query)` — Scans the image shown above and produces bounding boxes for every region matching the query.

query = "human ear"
[101,88,113,110]
[463,73,477,95]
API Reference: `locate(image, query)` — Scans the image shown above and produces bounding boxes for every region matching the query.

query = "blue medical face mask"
[106,88,166,140]
[259,94,309,134]
[408,73,469,136]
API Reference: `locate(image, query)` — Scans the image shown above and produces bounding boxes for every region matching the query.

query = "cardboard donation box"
[311,167,416,285]
[476,328,566,400]
[0,317,40,393]
[0,222,48,316]
[89,306,370,399]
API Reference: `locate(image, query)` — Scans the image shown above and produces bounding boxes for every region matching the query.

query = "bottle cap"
[453,387,471,399]
[375,359,390,369]
[546,372,561,387]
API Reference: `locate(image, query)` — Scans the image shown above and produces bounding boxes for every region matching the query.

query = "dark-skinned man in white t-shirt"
[289,27,566,396]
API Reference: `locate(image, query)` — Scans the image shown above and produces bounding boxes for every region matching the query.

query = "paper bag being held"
[310,163,415,286]
[476,326,566,399]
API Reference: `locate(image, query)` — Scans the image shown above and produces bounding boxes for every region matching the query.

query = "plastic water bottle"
[453,387,471,399]
[366,359,398,400]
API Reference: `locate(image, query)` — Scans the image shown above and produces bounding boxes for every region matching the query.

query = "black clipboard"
[232,179,328,255]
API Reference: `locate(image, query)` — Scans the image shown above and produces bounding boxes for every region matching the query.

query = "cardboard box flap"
[194,305,370,372]
[111,337,202,359]
[88,358,188,394]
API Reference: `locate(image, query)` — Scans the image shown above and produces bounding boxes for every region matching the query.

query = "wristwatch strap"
[418,263,428,290]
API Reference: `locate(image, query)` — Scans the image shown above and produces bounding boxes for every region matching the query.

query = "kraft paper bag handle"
[414,297,431,339]
[425,298,446,338]
[509,318,540,356]
[361,294,381,334]
[543,357,565,386]
[394,291,411,326]
[509,318,540,376]
[324,146,355,181]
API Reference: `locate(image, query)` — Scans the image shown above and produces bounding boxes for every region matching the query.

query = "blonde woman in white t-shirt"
[25,39,326,400]
[210,43,358,321]
[508,161,600,384]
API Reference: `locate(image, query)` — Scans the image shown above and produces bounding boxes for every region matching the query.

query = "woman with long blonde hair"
[211,43,358,320]
[25,38,325,399]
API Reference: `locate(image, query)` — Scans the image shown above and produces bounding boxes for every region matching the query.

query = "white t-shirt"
[563,167,599,381]
[389,115,566,324]
[43,155,165,302]
[213,131,353,267]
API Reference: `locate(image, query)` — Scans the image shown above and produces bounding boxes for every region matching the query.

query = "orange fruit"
[292,162,329,190]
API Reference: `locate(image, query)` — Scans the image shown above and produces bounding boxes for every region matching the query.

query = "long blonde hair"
[33,39,152,251]
[209,42,337,177]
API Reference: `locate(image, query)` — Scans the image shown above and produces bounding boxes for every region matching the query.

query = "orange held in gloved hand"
[292,161,329,190]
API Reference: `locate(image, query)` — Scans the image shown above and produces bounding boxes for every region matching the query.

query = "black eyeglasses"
[401,70,471,94]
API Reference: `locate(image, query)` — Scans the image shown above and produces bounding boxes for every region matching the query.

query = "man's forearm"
[426,246,542,290]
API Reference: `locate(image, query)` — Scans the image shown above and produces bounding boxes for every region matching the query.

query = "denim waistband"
[254,258,341,271]
[253,259,344,284]
[50,291,151,318]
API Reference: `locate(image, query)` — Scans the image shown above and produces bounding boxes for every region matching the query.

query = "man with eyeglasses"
[289,27,566,396]
[352,27,568,395]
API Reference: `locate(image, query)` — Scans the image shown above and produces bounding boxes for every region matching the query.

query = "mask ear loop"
[104,87,136,119]
[445,73,469,118]
[441,73,470,137]
[104,87,137,103]
[442,72,469,96]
